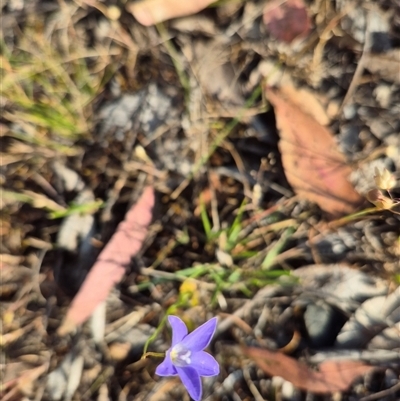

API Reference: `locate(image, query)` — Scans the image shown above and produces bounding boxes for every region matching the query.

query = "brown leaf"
[266,86,363,217]
[263,0,311,43]
[279,84,330,126]
[127,0,215,26]
[243,347,373,393]
[58,187,155,335]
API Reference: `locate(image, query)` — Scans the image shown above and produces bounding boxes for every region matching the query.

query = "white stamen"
[170,344,192,366]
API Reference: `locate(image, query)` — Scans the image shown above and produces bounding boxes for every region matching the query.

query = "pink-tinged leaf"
[58,187,155,335]
[263,0,311,43]
[127,0,215,26]
[243,347,374,393]
[266,86,363,218]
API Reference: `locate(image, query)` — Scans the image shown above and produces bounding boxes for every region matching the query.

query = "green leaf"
[262,227,296,270]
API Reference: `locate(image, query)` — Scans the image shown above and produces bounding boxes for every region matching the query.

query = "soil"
[1,0,400,400]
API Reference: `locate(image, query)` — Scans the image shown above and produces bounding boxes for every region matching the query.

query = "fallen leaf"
[127,0,215,26]
[243,347,373,393]
[266,86,363,217]
[263,0,311,43]
[279,84,330,126]
[58,187,155,335]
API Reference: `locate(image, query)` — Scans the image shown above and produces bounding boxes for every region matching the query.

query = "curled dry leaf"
[266,86,363,217]
[127,0,215,26]
[242,347,373,393]
[366,189,394,210]
[263,0,311,43]
[58,187,155,335]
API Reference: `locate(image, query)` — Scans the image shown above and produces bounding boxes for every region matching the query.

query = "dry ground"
[1,0,400,400]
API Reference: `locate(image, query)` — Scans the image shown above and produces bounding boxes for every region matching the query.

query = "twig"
[339,12,372,115]
[359,382,400,401]
[242,365,266,401]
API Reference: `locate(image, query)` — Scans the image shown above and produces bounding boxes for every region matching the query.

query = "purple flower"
[155,316,219,401]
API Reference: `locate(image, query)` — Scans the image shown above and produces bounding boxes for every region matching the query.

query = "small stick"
[339,13,372,115]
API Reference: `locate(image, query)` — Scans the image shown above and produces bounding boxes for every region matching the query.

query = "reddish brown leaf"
[243,347,374,394]
[263,0,311,43]
[58,187,155,335]
[127,0,215,26]
[266,86,363,217]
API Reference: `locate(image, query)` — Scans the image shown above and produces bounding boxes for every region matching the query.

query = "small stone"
[370,120,394,139]
[369,11,391,52]
[222,370,243,392]
[371,32,392,53]
[107,6,121,21]
[386,143,400,159]
[327,101,340,118]
[8,0,24,11]
[108,342,131,361]
[343,104,357,120]
[281,380,301,400]
[304,301,346,347]
[340,124,360,152]
[384,369,398,387]
[271,376,285,388]
[357,106,371,118]
[374,85,392,108]
[339,6,366,43]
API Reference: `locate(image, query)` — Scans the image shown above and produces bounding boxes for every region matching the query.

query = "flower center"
[170,344,192,367]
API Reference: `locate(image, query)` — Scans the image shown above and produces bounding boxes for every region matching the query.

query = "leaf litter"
[1,0,400,400]
[242,346,374,393]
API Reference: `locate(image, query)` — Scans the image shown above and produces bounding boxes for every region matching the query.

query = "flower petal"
[155,351,178,376]
[168,315,188,346]
[177,366,202,401]
[190,351,219,377]
[180,317,217,352]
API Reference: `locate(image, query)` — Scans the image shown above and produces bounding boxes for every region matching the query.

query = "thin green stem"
[156,22,190,106]
[141,351,165,360]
